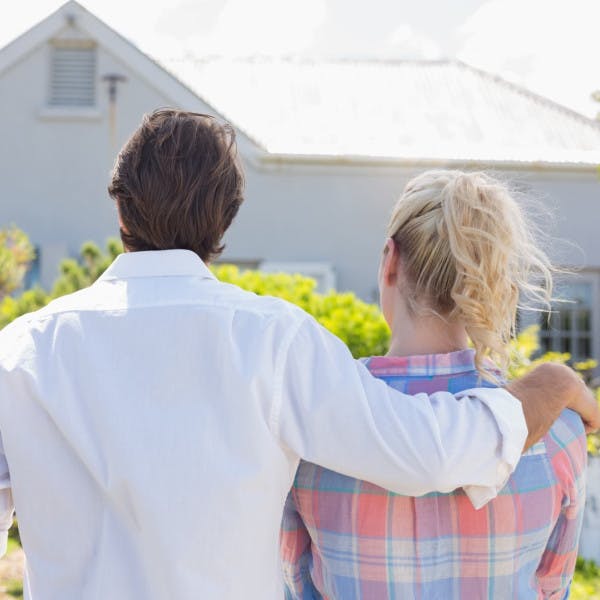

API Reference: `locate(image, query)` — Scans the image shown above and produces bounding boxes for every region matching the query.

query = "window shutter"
[49,45,96,107]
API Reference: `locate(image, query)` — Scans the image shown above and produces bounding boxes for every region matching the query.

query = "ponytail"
[387,170,553,379]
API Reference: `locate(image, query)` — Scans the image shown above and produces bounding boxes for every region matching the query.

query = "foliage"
[214,265,390,358]
[0,288,52,330]
[508,324,600,454]
[0,227,35,300]
[572,557,600,599]
[51,239,123,298]
[0,240,123,329]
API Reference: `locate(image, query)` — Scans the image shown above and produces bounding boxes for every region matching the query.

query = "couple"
[0,109,597,600]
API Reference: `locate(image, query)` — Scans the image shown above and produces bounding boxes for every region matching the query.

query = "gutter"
[255,152,600,174]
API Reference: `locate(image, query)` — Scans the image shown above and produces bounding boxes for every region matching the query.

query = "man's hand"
[505,362,600,451]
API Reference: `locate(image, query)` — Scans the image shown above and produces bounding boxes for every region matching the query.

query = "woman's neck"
[386,312,469,358]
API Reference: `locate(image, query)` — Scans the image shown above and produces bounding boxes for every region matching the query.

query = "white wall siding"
[0,38,218,289]
[580,456,600,563]
[223,162,600,301]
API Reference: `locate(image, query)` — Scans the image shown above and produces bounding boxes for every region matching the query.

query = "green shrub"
[572,558,600,599]
[213,265,390,358]
[0,287,50,329]
[51,239,123,298]
[0,226,35,300]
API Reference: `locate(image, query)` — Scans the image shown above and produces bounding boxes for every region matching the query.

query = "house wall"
[227,161,600,299]
[2,33,599,302]
[0,33,217,286]
[225,160,600,364]
[580,456,600,562]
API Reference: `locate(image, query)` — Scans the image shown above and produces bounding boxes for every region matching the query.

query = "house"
[1,0,600,564]
[1,1,600,365]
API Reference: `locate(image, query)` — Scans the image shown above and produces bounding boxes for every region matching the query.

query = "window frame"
[524,271,600,363]
[259,261,336,293]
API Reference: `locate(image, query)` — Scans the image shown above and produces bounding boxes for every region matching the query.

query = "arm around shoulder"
[272,316,529,502]
[506,362,600,450]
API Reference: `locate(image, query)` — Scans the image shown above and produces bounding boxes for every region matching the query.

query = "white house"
[2,3,600,363]
[0,0,600,563]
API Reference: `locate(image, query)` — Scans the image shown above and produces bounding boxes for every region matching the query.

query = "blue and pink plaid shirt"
[280,349,587,599]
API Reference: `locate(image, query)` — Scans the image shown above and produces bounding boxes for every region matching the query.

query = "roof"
[1,2,600,168]
[163,57,600,167]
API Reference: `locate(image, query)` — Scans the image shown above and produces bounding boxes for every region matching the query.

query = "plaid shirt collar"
[364,348,496,378]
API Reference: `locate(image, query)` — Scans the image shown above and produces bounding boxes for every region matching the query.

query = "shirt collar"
[97,250,217,282]
[365,349,491,377]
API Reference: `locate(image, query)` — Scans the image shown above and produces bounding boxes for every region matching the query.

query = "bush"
[572,558,600,599]
[213,265,390,358]
[0,226,35,300]
[50,239,122,298]
[0,287,50,329]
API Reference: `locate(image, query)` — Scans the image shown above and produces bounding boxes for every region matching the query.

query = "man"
[0,109,597,600]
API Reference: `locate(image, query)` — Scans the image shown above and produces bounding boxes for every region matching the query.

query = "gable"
[0,1,263,159]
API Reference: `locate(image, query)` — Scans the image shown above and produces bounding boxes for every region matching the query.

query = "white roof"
[163,58,600,166]
[2,2,599,167]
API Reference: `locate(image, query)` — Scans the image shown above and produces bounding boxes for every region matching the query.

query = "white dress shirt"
[0,250,527,599]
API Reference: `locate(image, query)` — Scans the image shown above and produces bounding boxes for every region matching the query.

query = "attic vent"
[49,43,96,107]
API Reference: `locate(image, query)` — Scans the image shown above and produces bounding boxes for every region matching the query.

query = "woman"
[280,170,588,599]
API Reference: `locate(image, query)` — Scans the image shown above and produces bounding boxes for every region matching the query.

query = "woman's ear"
[381,238,399,287]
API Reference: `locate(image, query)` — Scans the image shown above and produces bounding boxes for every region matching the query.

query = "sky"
[1,0,599,118]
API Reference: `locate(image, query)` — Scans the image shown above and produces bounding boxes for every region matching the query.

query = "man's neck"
[386,314,469,358]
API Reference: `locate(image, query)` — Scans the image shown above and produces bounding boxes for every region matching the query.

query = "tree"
[0,226,35,299]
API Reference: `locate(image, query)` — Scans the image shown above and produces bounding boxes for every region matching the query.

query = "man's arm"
[272,317,599,505]
[506,362,600,450]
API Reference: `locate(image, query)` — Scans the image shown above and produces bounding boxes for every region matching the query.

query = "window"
[49,42,96,107]
[539,278,597,361]
[213,259,261,271]
[259,262,336,293]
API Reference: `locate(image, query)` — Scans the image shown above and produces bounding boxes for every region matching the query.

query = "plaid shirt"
[280,349,587,599]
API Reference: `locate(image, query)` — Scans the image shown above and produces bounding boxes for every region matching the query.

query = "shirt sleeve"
[280,491,322,600]
[0,432,14,557]
[272,316,527,505]
[536,420,587,599]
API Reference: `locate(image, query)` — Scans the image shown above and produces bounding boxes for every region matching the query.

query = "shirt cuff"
[455,387,527,510]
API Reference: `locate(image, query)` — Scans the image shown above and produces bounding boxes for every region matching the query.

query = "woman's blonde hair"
[387,170,554,379]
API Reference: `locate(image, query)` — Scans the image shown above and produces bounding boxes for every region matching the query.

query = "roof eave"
[256,152,600,173]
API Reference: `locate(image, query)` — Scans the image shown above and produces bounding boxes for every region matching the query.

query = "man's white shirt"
[0,250,527,599]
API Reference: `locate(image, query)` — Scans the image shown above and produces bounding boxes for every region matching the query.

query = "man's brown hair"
[108,109,244,262]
